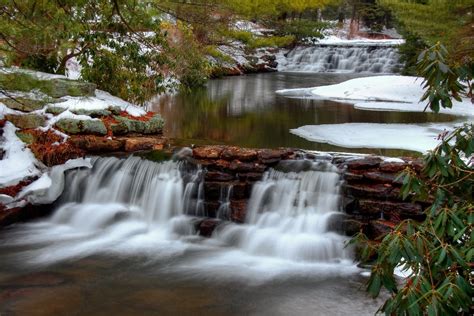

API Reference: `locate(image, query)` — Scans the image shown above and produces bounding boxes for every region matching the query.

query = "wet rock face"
[337,155,425,240]
[190,147,425,241]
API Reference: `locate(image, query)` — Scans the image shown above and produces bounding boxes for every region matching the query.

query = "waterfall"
[3,156,352,267]
[55,156,204,226]
[212,161,352,263]
[278,45,402,73]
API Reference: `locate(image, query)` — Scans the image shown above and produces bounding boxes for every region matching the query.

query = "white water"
[278,45,402,73]
[212,162,352,263]
[1,156,355,277]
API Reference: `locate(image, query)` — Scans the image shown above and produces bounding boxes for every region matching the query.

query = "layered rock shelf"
[188,145,425,242]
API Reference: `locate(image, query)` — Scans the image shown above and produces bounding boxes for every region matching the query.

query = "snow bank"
[291,123,456,153]
[316,36,404,47]
[277,75,474,117]
[48,90,146,117]
[0,122,41,188]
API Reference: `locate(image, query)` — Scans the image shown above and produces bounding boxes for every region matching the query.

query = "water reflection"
[150,73,457,156]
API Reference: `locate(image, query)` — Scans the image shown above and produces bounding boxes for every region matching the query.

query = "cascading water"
[3,156,205,264]
[278,45,402,73]
[3,156,353,272]
[212,161,352,263]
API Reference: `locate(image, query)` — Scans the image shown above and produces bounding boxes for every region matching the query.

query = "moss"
[46,106,67,115]
[72,109,112,117]
[1,97,48,112]
[5,113,46,129]
[55,118,107,135]
[0,72,96,98]
[15,131,35,144]
[111,114,164,135]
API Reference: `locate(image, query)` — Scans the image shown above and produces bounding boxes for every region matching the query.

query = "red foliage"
[23,129,84,167]
[0,179,34,197]
[101,116,119,137]
[119,111,155,122]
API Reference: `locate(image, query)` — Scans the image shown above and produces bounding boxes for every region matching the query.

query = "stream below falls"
[0,156,388,315]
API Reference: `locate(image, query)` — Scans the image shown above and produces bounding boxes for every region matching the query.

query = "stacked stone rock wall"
[190,145,426,241]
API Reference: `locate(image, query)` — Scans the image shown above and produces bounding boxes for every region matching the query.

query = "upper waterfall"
[278,44,402,74]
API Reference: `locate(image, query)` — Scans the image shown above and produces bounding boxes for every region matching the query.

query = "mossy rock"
[45,79,96,98]
[15,131,35,144]
[110,114,164,135]
[110,120,129,135]
[72,109,112,117]
[1,97,47,112]
[145,115,165,134]
[0,72,96,98]
[108,106,122,115]
[55,118,107,135]
[46,106,67,115]
[5,113,46,129]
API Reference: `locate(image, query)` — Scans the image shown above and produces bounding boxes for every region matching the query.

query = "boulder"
[221,146,258,161]
[380,161,407,173]
[15,131,35,144]
[0,72,95,98]
[5,113,46,129]
[204,171,234,182]
[229,160,266,173]
[124,137,165,152]
[358,200,424,222]
[368,220,397,240]
[55,118,107,135]
[345,183,399,199]
[363,172,399,184]
[46,106,67,115]
[111,114,164,135]
[1,97,47,112]
[237,172,263,182]
[257,149,283,164]
[72,109,112,117]
[230,200,247,223]
[193,146,224,159]
[69,136,124,152]
[197,219,221,237]
[43,79,96,98]
[343,157,382,170]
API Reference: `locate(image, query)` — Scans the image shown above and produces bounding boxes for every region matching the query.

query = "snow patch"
[277,75,474,117]
[48,90,146,117]
[291,123,457,153]
[316,35,404,47]
[0,122,41,188]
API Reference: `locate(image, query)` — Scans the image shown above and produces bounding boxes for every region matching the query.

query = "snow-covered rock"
[17,158,92,205]
[0,122,42,188]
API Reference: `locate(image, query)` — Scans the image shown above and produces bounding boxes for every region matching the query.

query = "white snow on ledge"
[316,36,405,47]
[277,75,474,117]
[291,123,457,153]
[0,122,41,188]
